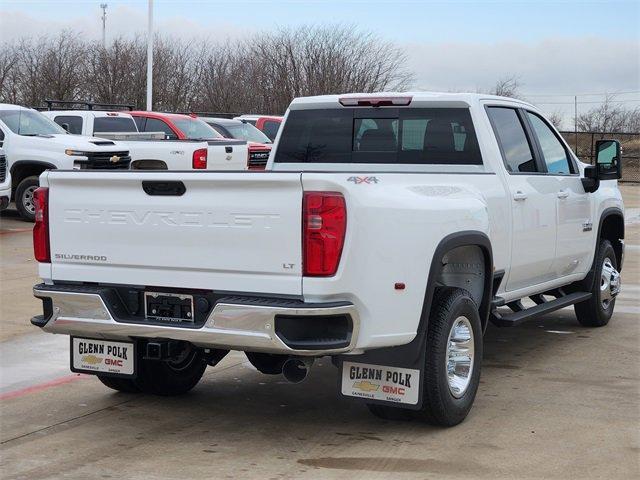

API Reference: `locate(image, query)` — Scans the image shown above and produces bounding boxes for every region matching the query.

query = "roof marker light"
[339,96,412,107]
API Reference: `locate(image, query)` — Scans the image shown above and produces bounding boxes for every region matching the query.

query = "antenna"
[100,3,108,48]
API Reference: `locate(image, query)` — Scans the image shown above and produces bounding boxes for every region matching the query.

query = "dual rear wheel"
[368,287,482,427]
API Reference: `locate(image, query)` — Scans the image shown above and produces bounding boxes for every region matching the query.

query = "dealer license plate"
[71,337,135,377]
[341,361,420,405]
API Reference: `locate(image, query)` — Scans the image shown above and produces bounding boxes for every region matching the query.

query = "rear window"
[93,116,137,134]
[54,115,83,134]
[274,108,482,165]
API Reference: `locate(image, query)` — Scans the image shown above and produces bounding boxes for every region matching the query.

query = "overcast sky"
[1,0,638,127]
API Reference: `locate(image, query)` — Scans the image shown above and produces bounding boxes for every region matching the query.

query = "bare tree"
[576,94,640,134]
[0,25,413,114]
[85,36,147,107]
[492,75,522,98]
[0,43,19,102]
[546,110,564,129]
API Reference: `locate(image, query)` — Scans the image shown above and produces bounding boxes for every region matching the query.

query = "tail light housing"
[192,148,207,169]
[33,187,50,263]
[303,192,346,276]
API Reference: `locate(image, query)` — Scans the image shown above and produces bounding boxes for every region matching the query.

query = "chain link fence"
[560,131,640,183]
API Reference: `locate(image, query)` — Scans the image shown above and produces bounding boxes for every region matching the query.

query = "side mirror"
[582,165,599,193]
[60,123,70,132]
[595,139,622,180]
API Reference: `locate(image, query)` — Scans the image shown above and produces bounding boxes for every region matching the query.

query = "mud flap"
[336,336,427,410]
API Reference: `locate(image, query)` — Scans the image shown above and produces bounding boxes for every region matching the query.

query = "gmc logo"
[383,385,406,395]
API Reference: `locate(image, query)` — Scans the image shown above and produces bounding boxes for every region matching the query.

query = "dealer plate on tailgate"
[71,338,135,377]
[341,361,420,405]
[145,292,194,324]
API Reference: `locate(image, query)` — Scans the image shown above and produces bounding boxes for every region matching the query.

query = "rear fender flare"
[335,231,493,410]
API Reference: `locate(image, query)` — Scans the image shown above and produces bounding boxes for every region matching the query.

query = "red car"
[130,111,223,140]
[233,115,283,142]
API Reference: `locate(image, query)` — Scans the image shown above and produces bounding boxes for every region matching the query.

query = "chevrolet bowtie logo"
[353,380,380,392]
[110,155,121,163]
[82,354,103,365]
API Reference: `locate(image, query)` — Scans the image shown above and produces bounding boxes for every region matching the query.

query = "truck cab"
[43,110,139,137]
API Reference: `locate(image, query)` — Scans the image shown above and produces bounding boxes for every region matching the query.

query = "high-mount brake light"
[192,148,208,169]
[339,96,412,107]
[33,187,50,263]
[303,192,346,277]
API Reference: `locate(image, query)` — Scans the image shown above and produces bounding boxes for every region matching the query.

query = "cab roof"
[288,91,536,110]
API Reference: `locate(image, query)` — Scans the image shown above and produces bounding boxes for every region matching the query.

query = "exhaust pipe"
[282,357,314,383]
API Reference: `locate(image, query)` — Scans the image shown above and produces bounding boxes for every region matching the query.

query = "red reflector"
[33,187,50,263]
[192,148,207,169]
[303,192,346,277]
[339,96,412,107]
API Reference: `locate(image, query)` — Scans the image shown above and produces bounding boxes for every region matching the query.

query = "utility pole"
[146,0,154,111]
[100,3,108,48]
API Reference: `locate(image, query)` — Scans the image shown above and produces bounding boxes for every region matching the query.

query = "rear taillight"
[33,187,50,263]
[303,192,346,277]
[192,148,207,169]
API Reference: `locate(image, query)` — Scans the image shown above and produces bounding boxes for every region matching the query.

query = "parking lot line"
[0,373,86,401]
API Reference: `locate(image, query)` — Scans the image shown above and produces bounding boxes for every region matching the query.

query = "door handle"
[557,189,570,199]
[513,191,528,201]
[142,181,186,196]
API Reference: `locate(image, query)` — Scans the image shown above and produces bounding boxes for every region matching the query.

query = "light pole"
[146,0,153,111]
[100,3,107,48]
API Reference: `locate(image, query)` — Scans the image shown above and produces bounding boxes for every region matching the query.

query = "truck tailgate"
[47,171,303,295]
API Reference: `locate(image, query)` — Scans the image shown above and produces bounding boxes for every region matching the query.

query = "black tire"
[15,176,40,222]
[245,352,287,375]
[575,239,619,327]
[97,375,141,393]
[414,287,483,426]
[135,346,207,396]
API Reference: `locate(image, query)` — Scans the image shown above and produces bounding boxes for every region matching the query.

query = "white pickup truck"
[41,110,249,172]
[0,104,132,221]
[0,147,9,210]
[30,92,625,426]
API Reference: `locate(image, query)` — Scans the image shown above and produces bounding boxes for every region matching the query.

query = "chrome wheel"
[22,185,37,215]
[600,257,621,310]
[446,316,475,398]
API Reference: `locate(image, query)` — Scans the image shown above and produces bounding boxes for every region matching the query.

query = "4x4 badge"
[347,176,379,184]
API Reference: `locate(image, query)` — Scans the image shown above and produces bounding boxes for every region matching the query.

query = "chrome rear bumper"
[33,285,359,356]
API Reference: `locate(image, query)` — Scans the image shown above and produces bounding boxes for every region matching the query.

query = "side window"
[0,128,4,146]
[487,107,537,173]
[145,118,178,140]
[525,112,572,174]
[262,121,280,141]
[53,115,83,134]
